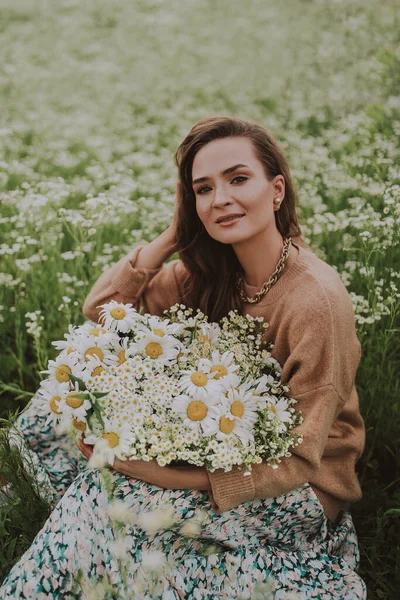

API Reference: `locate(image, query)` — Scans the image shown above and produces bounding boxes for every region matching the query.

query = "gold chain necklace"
[236,237,292,304]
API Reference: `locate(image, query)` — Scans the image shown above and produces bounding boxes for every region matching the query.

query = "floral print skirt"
[0,400,367,599]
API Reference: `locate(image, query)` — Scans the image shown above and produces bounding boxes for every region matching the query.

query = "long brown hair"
[174,116,306,322]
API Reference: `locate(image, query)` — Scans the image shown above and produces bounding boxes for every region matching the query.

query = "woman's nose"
[212,187,231,207]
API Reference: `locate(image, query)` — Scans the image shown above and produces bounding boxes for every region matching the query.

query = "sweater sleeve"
[207,283,362,513]
[207,383,342,513]
[82,245,187,322]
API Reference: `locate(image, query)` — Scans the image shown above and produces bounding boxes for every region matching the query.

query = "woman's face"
[192,137,284,245]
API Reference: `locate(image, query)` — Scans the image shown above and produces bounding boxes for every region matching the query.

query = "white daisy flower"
[200,349,239,381]
[57,382,93,423]
[40,353,82,384]
[252,374,276,395]
[136,315,185,338]
[74,336,118,368]
[176,346,190,364]
[218,372,242,393]
[224,376,273,409]
[109,336,138,367]
[131,332,182,366]
[84,418,132,465]
[178,358,222,399]
[202,401,255,444]
[81,355,108,380]
[98,301,141,333]
[268,397,292,430]
[195,322,221,344]
[224,387,260,428]
[51,324,81,357]
[77,322,120,345]
[171,393,219,435]
[32,379,71,430]
[69,415,89,437]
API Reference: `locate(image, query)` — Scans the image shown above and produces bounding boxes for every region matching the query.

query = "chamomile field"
[0,0,399,597]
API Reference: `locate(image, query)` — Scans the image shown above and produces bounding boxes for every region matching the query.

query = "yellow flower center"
[72,418,87,431]
[117,349,126,365]
[110,307,126,320]
[269,404,277,415]
[210,364,228,379]
[66,347,75,355]
[219,416,235,435]
[145,342,163,358]
[177,352,184,359]
[187,401,208,421]
[84,347,104,362]
[152,328,165,337]
[190,371,208,386]
[230,400,245,418]
[102,432,119,448]
[91,365,105,377]
[66,392,84,409]
[89,327,107,337]
[197,334,209,344]
[55,365,72,383]
[49,395,61,413]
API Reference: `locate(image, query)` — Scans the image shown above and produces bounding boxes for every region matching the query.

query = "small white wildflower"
[107,500,135,524]
[79,581,107,600]
[88,453,108,469]
[141,550,166,573]
[110,536,131,560]
[180,518,202,538]
[136,506,177,535]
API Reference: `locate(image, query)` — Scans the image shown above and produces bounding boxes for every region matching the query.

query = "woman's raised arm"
[82,182,187,322]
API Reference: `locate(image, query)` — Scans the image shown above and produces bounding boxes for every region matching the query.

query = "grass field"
[0,0,399,597]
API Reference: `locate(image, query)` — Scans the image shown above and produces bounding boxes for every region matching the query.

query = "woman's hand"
[77,440,210,492]
[78,440,96,462]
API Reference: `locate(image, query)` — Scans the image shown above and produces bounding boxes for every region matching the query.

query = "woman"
[0,117,367,599]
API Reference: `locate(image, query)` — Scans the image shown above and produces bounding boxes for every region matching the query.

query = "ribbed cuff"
[111,246,162,297]
[207,467,256,514]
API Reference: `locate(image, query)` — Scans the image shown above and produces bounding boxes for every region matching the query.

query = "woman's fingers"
[113,458,127,475]
[77,444,143,475]
[77,440,93,459]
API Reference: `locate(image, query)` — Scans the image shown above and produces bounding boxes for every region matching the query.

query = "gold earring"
[273,197,281,211]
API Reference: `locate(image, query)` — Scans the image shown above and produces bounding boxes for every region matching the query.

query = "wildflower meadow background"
[0,0,399,597]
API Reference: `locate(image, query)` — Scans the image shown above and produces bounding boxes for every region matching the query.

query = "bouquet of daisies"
[33,302,303,473]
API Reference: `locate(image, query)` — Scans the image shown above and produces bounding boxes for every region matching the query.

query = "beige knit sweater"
[82,241,365,523]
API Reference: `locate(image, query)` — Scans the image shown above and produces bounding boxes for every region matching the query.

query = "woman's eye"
[197,176,248,195]
[231,176,248,185]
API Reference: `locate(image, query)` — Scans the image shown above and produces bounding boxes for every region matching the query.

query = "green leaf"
[68,392,89,402]
[383,508,400,518]
[189,321,198,344]
[68,373,86,391]
[92,400,105,428]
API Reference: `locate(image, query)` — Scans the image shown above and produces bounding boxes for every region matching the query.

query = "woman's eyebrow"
[192,163,251,185]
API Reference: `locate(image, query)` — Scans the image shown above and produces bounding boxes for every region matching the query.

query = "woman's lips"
[217,215,245,227]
